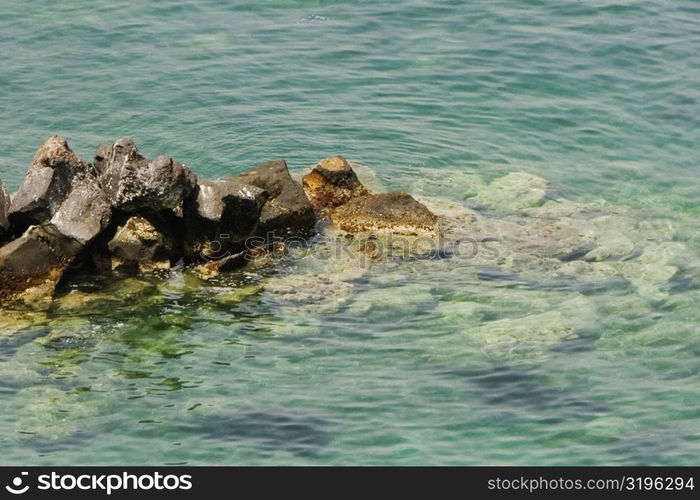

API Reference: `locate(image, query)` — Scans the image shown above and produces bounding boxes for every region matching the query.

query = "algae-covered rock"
[346,284,436,321]
[53,277,158,315]
[215,284,264,306]
[407,167,486,201]
[302,155,371,211]
[470,172,548,212]
[474,310,578,362]
[0,308,49,337]
[331,192,438,236]
[107,216,175,273]
[0,224,82,307]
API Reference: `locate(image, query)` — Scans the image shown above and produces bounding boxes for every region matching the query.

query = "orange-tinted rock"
[331,192,438,235]
[302,156,371,211]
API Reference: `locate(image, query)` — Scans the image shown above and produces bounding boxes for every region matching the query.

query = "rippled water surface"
[1,0,699,465]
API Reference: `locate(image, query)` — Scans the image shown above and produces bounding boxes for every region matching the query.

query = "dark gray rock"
[0,179,10,243]
[95,137,197,212]
[183,179,269,259]
[302,155,371,211]
[9,136,91,233]
[0,224,82,307]
[106,216,175,274]
[50,174,112,245]
[227,160,315,236]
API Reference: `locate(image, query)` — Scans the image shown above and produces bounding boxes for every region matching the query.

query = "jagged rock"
[0,179,10,242]
[0,224,82,307]
[106,216,175,273]
[50,174,112,245]
[9,136,91,233]
[95,137,197,212]
[330,192,438,235]
[302,156,371,211]
[470,172,548,212]
[227,159,315,236]
[183,179,268,259]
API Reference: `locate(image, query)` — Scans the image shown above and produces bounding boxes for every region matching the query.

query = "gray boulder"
[183,179,269,259]
[0,179,10,243]
[0,224,82,307]
[95,137,197,212]
[227,160,315,236]
[9,136,91,233]
[50,174,112,245]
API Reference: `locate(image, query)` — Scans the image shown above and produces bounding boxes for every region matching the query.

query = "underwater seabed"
[1,165,699,465]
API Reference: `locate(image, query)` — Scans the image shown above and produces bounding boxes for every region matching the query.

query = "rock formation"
[9,136,91,234]
[95,137,197,212]
[302,155,371,211]
[227,159,315,236]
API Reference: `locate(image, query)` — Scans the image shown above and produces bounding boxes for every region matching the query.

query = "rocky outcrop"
[183,179,268,259]
[106,216,175,274]
[9,136,91,233]
[0,224,82,307]
[0,179,10,243]
[95,137,197,212]
[331,192,438,235]
[227,160,315,236]
[302,156,371,211]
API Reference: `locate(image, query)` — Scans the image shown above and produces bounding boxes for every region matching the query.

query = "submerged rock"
[107,216,175,273]
[470,172,548,212]
[227,159,315,236]
[0,224,82,307]
[302,155,371,211]
[331,192,438,235]
[9,136,91,233]
[0,178,10,242]
[95,137,197,212]
[183,179,268,259]
[475,310,578,362]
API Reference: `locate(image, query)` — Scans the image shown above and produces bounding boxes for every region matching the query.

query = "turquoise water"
[1,0,700,465]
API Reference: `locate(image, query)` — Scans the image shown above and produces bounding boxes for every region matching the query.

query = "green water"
[1,0,699,465]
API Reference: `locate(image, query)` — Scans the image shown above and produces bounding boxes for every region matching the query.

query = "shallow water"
[1,0,699,465]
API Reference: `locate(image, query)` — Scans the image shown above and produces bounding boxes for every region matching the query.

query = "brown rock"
[107,216,175,273]
[302,155,371,211]
[0,224,82,307]
[330,192,438,235]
